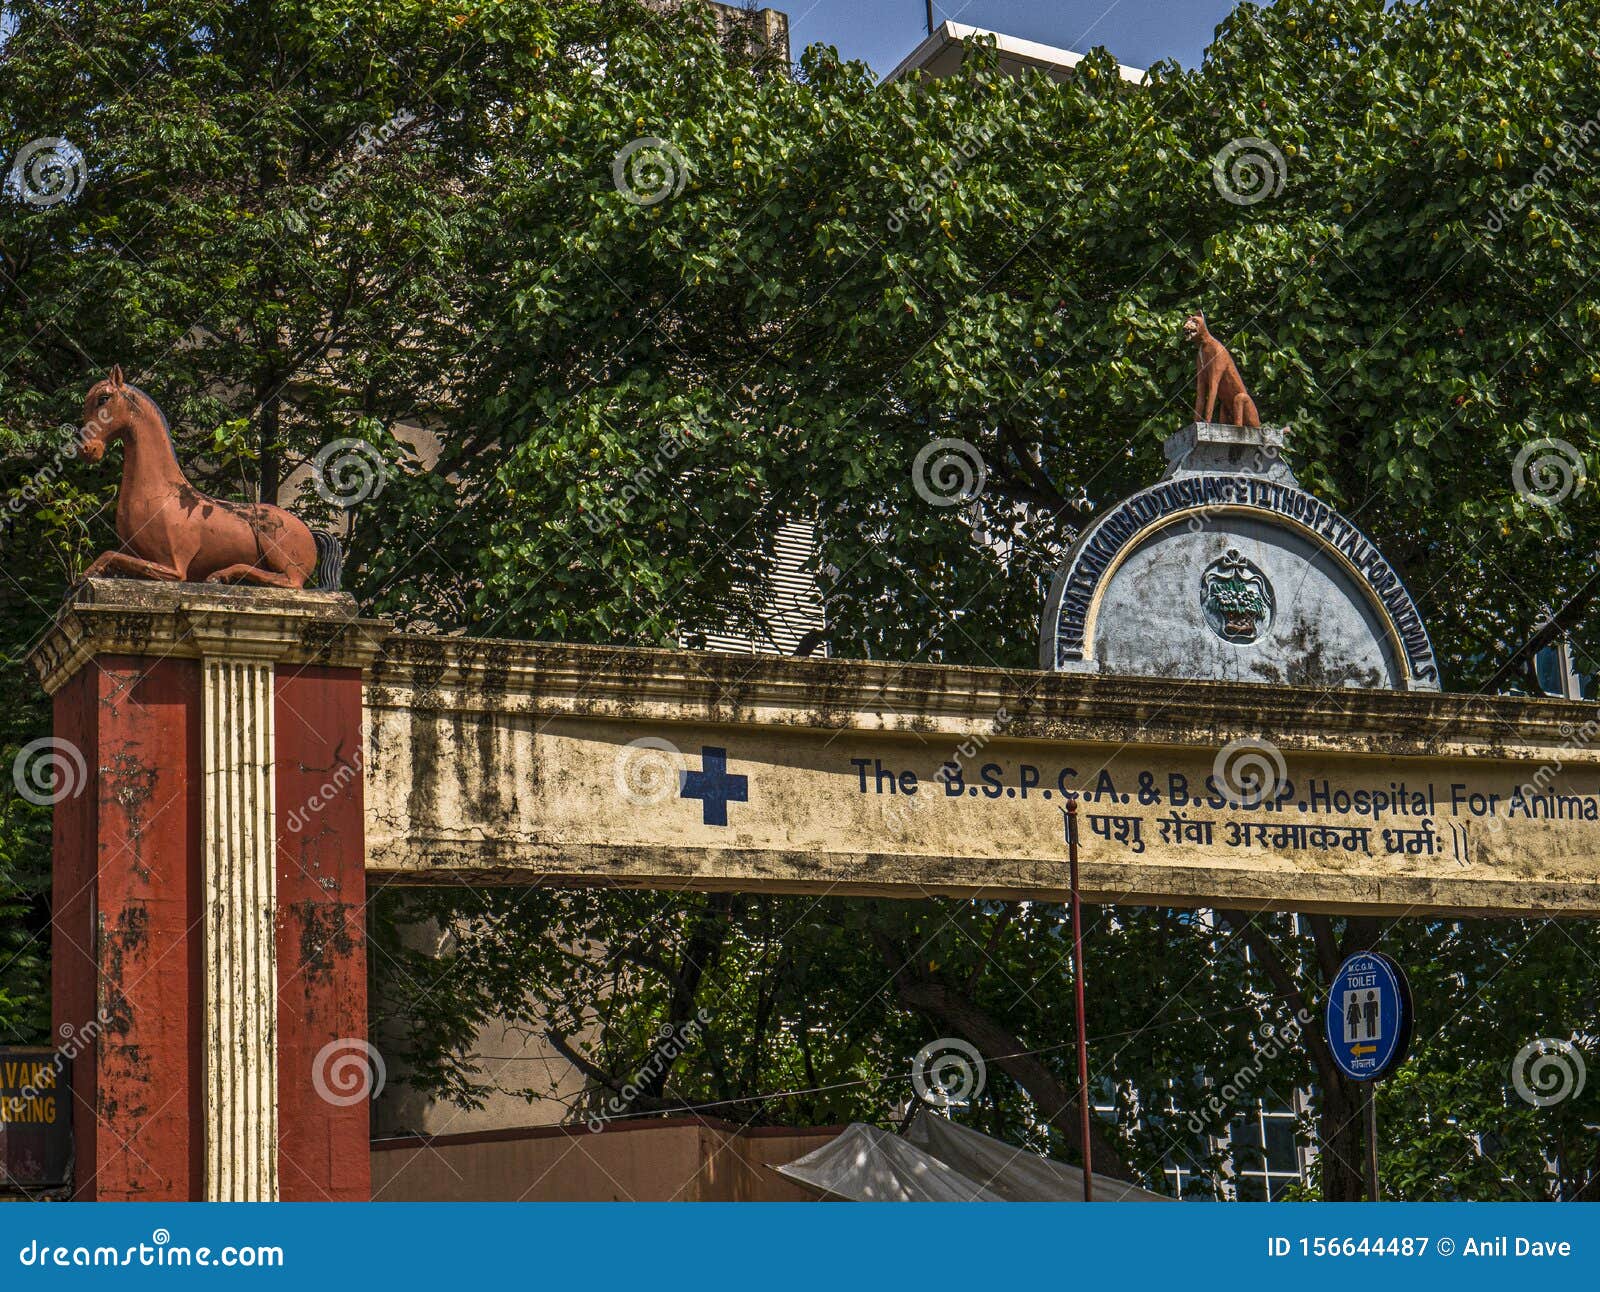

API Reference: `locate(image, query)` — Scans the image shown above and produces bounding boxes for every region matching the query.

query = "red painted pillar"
[33,582,386,1201]
[50,657,205,1201]
[275,663,370,1201]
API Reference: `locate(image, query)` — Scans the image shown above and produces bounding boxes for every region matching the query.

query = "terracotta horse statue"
[79,366,339,589]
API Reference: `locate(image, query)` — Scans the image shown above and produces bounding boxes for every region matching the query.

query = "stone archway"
[31,579,1600,1199]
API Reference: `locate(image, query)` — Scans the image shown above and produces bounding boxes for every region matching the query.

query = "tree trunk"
[258,380,281,506]
[879,961,1140,1183]
[628,893,734,1107]
[1317,1075,1369,1202]
[1219,910,1381,1200]
[1314,915,1381,1201]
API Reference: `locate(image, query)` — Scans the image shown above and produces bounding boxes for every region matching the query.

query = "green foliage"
[371,889,1298,1188]
[389,0,1600,675]
[2,0,1598,1200]
[0,0,618,1032]
[0,518,57,1045]
[0,776,50,1044]
[1373,920,1599,1200]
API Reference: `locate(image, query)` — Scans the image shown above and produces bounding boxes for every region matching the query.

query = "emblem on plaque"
[1200,548,1274,644]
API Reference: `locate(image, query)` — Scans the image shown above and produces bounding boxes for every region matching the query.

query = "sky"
[785,0,1243,76]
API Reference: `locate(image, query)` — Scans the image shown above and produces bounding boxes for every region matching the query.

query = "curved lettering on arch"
[1040,474,1439,689]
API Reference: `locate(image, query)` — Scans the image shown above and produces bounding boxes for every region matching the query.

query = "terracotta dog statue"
[79,366,339,588]
[1183,313,1260,428]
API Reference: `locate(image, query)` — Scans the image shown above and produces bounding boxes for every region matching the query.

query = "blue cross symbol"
[679,746,748,827]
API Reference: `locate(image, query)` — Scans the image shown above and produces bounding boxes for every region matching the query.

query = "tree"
[3,0,1598,1200]
[372,0,1600,1199]
[0,0,613,1036]
[389,0,1600,678]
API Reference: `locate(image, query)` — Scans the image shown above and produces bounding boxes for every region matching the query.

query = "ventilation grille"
[694,519,827,657]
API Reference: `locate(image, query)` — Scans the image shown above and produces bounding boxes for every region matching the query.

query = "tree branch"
[874,935,1140,1183]
[1216,909,1340,1093]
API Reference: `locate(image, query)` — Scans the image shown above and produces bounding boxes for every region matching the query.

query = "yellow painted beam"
[364,636,1600,917]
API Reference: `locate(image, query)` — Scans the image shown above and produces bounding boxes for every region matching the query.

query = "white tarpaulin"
[776,1111,1171,1202]
[903,1110,1169,1201]
[775,1122,1005,1201]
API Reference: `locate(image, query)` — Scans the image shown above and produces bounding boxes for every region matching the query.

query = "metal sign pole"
[1066,798,1093,1201]
[1364,1084,1381,1201]
[1326,949,1410,1204]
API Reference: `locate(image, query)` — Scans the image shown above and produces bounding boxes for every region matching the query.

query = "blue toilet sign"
[1325,951,1413,1081]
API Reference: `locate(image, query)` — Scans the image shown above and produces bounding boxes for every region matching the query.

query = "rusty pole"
[1066,797,1093,1201]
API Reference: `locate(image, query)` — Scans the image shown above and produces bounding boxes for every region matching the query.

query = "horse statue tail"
[311,529,344,591]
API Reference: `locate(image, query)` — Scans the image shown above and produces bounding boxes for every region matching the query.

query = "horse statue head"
[79,365,160,464]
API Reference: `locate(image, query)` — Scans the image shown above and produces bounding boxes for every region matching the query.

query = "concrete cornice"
[368,635,1599,761]
[31,589,1596,760]
[28,578,391,694]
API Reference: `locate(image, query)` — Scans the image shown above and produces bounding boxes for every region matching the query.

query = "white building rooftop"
[884,20,1145,86]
